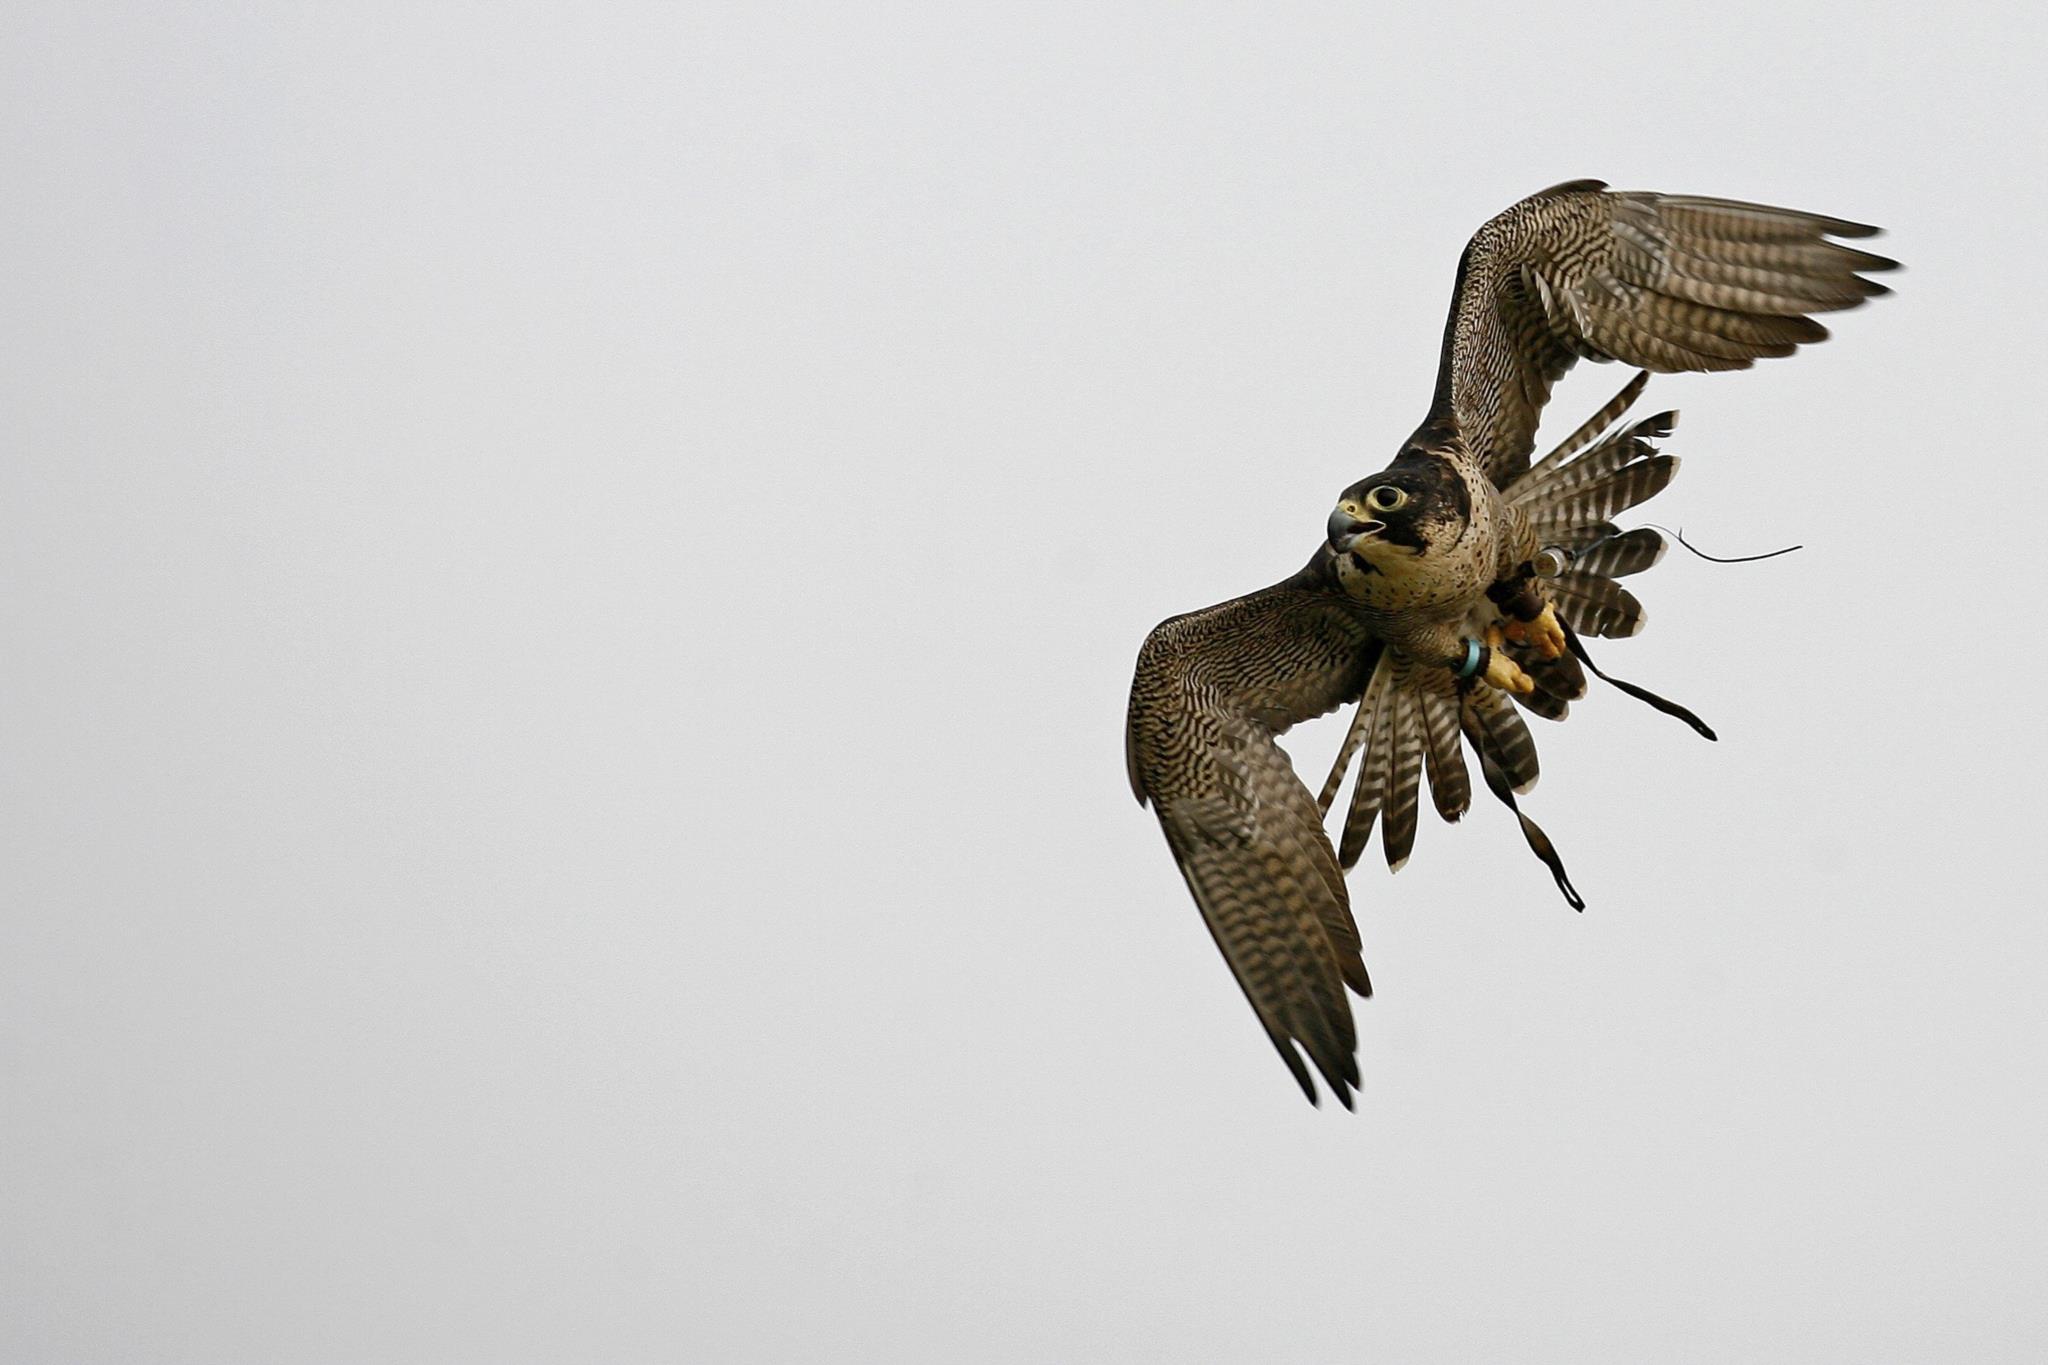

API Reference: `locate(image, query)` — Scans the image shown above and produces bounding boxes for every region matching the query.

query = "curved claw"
[1503,603,1567,660]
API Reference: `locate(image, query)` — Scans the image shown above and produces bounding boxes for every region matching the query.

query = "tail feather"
[1318,654,1574,898]
[1570,527,1667,578]
[1317,657,1387,814]
[1548,519,1622,553]
[1524,647,1587,700]
[1525,455,1679,538]
[1520,370,1649,484]
[1551,572,1647,638]
[1324,657,1476,872]
[1338,663,1396,869]
[1417,673,1470,823]
[1514,684,1569,722]
[1511,645,1587,721]
[1517,413,1677,515]
[1380,677,1427,872]
[1511,381,1683,573]
[1463,686,1540,795]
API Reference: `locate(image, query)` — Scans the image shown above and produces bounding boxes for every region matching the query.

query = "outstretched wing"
[1426,179,1897,485]
[1126,568,1378,1107]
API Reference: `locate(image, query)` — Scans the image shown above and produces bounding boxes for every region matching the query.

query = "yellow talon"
[1504,603,1567,660]
[1484,649,1536,695]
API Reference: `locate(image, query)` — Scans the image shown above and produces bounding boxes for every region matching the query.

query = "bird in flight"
[1125,179,1895,1107]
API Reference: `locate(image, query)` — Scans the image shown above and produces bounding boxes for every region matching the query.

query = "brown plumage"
[1433,180,1894,485]
[1126,180,1895,1104]
[1126,573,1378,1107]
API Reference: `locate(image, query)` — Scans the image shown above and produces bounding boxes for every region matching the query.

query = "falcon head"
[1325,456,1472,571]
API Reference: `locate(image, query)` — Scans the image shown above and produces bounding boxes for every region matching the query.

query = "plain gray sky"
[5,2,2046,1361]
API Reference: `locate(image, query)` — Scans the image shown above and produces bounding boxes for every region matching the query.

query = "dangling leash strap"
[1563,625,1718,742]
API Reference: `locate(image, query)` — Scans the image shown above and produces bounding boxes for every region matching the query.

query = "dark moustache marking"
[1378,519,1429,553]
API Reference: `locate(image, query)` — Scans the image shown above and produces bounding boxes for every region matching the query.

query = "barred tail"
[1320,656,1469,874]
[1318,653,1582,905]
[1506,374,1718,746]
[1508,376,1682,649]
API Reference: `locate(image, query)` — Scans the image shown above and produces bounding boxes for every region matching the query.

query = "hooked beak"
[1327,500,1383,554]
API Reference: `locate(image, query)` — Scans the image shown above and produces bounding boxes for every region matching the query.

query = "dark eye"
[1367,485,1409,513]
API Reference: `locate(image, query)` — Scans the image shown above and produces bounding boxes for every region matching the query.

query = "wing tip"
[1277,1031,1363,1112]
[1276,1037,1319,1105]
[1282,1051,1360,1113]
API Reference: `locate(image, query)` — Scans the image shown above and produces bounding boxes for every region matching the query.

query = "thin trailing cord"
[1639,523,1802,564]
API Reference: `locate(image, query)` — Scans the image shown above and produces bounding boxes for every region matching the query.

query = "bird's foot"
[1483,625,1536,695]
[1502,603,1566,660]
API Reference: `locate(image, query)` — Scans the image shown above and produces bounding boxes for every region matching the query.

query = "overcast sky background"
[5,3,2046,1362]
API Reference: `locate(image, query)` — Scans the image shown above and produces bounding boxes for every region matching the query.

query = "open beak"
[1327,501,1384,554]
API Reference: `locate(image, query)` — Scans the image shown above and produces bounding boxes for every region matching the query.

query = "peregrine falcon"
[1125,180,1895,1107]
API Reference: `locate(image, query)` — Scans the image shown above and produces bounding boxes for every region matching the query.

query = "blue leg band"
[1455,639,1484,679]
